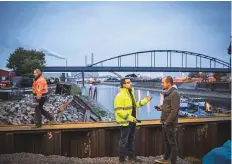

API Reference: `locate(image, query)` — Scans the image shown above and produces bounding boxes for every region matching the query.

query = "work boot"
[128,156,142,163]
[155,157,170,164]
[119,156,126,163]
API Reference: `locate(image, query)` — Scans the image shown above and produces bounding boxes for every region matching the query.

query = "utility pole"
[228,37,231,67]
[91,53,94,65]
[85,55,87,66]
[228,37,231,82]
[65,59,68,81]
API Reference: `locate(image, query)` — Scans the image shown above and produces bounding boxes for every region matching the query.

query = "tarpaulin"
[203,140,231,164]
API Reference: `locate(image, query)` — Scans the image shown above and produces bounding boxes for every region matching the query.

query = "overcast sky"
[0,1,230,77]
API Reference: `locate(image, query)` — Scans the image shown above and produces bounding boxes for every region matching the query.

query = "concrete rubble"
[0,94,84,125]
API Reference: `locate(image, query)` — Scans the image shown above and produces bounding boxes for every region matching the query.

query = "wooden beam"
[0,117,230,132]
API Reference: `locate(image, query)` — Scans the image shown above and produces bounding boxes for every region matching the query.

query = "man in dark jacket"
[155,76,180,164]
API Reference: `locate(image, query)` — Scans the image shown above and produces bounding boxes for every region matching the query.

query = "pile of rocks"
[0,94,84,125]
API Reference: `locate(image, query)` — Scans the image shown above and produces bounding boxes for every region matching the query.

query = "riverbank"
[99,82,231,99]
[136,87,231,99]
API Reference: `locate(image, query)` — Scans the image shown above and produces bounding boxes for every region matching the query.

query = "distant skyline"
[0,1,230,77]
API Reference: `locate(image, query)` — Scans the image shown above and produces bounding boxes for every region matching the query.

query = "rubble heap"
[0,94,84,125]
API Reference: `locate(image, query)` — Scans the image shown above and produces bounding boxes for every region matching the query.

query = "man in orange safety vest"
[32,69,55,128]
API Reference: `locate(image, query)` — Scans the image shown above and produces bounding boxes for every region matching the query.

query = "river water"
[82,84,231,120]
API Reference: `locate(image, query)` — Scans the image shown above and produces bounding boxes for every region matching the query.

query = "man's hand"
[146,96,152,101]
[133,117,137,123]
[155,105,163,111]
[133,117,139,123]
[132,118,141,123]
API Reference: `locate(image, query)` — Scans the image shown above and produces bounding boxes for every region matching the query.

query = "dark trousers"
[34,97,53,126]
[162,124,178,164]
[118,123,136,158]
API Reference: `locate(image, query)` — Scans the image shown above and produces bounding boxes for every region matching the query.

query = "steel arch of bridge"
[87,50,230,69]
[73,71,122,78]
[44,50,231,73]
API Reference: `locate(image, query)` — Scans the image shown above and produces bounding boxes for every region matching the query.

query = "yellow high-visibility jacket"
[114,88,148,126]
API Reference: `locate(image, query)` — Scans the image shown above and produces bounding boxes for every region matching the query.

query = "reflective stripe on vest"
[125,113,129,120]
[116,121,129,124]
[114,106,132,111]
[37,88,48,92]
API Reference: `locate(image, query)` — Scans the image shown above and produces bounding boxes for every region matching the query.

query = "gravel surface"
[0,153,190,164]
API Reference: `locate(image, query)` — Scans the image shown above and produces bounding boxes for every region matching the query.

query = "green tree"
[6,47,46,77]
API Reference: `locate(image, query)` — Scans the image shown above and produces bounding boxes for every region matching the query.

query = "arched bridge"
[73,72,122,78]
[44,50,231,73]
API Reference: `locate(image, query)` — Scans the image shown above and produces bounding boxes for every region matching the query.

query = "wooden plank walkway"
[0,117,230,132]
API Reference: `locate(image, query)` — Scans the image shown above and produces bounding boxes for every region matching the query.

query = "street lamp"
[228,36,231,67]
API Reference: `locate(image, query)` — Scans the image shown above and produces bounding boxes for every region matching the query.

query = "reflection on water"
[137,89,141,101]
[82,84,231,120]
[146,91,150,114]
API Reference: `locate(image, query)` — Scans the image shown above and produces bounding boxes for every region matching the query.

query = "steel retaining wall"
[0,117,230,159]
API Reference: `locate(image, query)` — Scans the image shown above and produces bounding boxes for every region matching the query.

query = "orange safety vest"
[32,74,48,99]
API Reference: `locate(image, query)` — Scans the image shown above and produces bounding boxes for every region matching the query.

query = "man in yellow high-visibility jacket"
[114,78,152,163]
